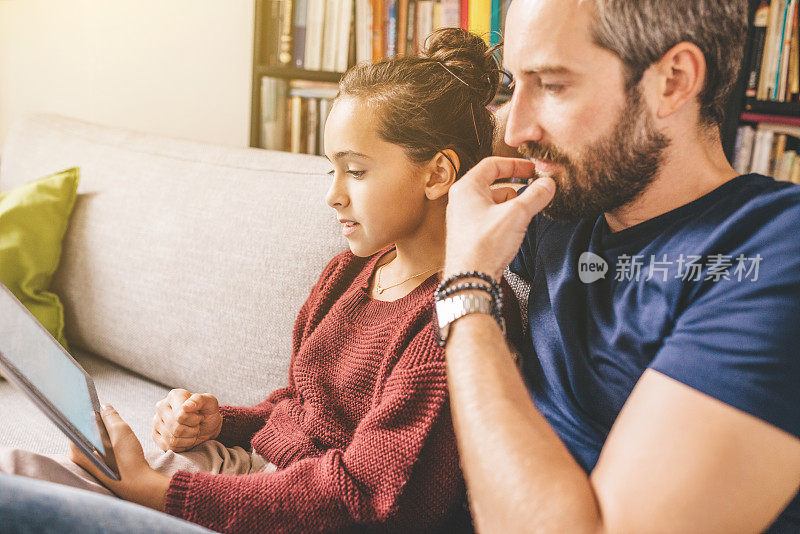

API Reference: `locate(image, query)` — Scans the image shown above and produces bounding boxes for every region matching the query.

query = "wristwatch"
[434,293,505,347]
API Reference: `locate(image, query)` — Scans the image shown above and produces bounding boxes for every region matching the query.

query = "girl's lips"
[342,222,359,237]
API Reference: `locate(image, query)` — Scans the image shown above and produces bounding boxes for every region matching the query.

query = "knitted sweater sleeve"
[163,320,463,533]
[214,253,346,450]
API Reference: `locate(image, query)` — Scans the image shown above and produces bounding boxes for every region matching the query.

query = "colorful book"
[490,0,502,46]
[372,0,385,61]
[775,0,797,100]
[460,0,469,29]
[469,0,492,45]
[386,0,398,57]
[397,0,409,55]
[746,1,771,99]
[759,0,785,100]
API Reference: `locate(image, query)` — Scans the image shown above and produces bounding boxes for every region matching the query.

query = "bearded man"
[438,0,800,532]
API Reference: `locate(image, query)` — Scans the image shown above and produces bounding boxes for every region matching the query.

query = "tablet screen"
[0,285,105,455]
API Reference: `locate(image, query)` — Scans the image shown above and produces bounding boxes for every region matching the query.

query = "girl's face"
[324,97,430,257]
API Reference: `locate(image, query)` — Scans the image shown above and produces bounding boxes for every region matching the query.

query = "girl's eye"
[327,169,335,176]
[347,170,366,178]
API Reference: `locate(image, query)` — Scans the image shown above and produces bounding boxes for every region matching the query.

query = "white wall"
[0,0,255,149]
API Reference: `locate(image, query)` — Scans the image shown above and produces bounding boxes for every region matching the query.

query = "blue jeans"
[0,473,213,534]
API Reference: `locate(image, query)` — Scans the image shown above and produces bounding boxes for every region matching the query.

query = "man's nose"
[505,90,545,148]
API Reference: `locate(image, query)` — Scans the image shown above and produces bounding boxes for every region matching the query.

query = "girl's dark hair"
[337,27,502,178]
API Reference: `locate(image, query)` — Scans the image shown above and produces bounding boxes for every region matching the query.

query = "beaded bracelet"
[435,272,504,325]
[435,271,502,303]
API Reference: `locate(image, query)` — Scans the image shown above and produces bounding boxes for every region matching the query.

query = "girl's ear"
[425,149,459,201]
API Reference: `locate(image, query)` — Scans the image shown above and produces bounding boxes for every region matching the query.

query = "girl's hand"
[153,389,222,452]
[69,404,170,511]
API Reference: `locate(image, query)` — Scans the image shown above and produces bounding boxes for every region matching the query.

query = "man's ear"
[425,149,460,200]
[650,42,707,120]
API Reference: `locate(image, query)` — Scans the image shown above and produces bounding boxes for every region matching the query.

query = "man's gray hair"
[581,0,748,128]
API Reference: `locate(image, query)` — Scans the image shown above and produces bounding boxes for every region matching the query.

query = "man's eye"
[543,84,564,94]
[347,170,366,178]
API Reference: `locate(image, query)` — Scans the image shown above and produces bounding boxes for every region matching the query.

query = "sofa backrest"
[0,114,344,406]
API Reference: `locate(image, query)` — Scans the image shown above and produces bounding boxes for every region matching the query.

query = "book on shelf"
[262,0,512,73]
[260,77,339,155]
[733,121,800,181]
[751,0,800,104]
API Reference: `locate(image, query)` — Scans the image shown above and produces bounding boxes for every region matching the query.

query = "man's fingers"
[491,186,518,204]
[462,156,537,188]
[509,176,556,219]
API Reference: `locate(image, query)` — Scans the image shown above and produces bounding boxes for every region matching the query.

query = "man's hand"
[69,405,170,511]
[152,389,222,452]
[445,157,555,280]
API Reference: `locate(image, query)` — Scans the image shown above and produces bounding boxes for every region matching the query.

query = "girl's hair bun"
[421,27,501,106]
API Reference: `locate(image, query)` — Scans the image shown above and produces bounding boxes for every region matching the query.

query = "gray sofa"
[0,114,344,455]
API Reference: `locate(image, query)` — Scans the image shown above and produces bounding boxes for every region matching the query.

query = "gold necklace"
[375,262,443,294]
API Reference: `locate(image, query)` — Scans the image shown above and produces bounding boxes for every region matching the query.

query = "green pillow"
[0,168,80,352]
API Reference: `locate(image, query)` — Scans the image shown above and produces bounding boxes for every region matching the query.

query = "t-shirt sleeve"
[649,199,800,439]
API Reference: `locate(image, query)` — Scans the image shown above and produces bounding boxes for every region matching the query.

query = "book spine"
[319,98,332,155]
[406,0,417,55]
[336,0,354,71]
[442,0,460,28]
[293,0,308,69]
[758,0,784,100]
[791,1,800,98]
[307,98,319,155]
[278,0,295,65]
[775,0,796,100]
[417,1,434,52]
[460,0,469,29]
[791,155,800,182]
[397,0,409,55]
[490,0,502,46]
[290,95,304,153]
[746,1,770,98]
[433,0,443,30]
[469,0,492,45]
[372,0,385,61]
[386,0,398,57]
[322,1,341,71]
[356,0,374,63]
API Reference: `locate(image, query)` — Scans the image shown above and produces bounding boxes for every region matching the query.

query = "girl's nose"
[325,175,349,208]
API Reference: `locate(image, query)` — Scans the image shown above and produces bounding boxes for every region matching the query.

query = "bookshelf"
[726,0,800,180]
[249,0,511,152]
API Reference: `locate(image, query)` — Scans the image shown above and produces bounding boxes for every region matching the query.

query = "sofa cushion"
[0,168,79,349]
[0,349,170,455]
[0,114,345,406]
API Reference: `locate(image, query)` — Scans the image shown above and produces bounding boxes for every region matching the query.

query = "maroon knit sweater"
[163,249,519,533]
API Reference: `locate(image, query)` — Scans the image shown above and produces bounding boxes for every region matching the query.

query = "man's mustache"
[518,142,571,166]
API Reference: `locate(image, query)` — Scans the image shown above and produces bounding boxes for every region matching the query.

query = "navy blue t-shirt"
[510,174,800,532]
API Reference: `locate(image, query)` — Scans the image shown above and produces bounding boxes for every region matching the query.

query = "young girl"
[0,28,519,533]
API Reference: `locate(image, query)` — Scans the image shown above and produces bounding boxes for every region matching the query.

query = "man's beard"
[519,85,670,221]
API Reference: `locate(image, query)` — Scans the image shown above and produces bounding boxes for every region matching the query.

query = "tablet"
[0,282,120,480]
